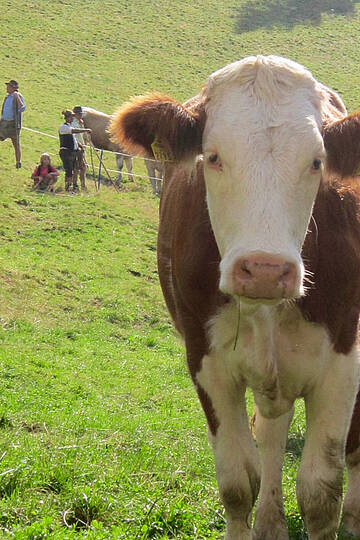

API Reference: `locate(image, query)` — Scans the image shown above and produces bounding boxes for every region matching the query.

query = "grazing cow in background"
[81,107,133,183]
[144,158,164,195]
[110,56,360,539]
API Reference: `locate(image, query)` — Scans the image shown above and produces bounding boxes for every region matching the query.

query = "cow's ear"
[324,113,360,177]
[109,92,205,162]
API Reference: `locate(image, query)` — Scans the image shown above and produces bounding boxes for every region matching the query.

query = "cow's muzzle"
[230,252,299,300]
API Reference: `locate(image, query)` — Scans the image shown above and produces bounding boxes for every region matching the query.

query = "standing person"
[72,106,87,191]
[31,152,59,192]
[58,109,91,192]
[0,80,26,168]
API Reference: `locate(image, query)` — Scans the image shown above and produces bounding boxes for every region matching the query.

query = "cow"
[110,56,360,539]
[144,158,164,195]
[80,107,134,183]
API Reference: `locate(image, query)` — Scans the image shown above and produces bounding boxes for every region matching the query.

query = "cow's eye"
[311,159,322,171]
[206,152,223,171]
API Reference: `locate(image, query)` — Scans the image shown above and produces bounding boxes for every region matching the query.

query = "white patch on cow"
[344,448,360,536]
[201,56,328,300]
[198,299,360,537]
[208,299,334,418]
[296,344,359,537]
[253,407,294,539]
[196,353,259,540]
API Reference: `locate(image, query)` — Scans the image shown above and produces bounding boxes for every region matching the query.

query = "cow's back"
[82,108,122,153]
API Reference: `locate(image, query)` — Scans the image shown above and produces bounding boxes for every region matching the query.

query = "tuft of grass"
[62,487,111,531]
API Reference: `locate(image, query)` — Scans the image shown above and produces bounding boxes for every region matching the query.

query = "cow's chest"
[208,300,332,418]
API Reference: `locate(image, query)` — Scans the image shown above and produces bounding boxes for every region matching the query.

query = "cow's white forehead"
[202,55,325,162]
[206,55,319,103]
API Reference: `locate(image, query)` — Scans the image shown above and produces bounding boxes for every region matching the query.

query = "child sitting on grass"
[31,152,59,192]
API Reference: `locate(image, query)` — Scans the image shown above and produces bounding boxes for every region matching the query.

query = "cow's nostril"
[241,261,252,275]
[281,263,291,277]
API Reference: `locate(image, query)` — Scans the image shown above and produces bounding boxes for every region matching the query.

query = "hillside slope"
[1,1,360,538]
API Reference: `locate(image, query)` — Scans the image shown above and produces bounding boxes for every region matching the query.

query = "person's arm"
[49,166,59,176]
[72,127,91,134]
[14,92,26,113]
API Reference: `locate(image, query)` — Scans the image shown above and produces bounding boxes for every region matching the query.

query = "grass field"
[1,0,360,538]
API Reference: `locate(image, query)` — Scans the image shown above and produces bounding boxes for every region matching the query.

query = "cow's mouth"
[239,295,284,306]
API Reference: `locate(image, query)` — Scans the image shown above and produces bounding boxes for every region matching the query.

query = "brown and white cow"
[81,107,134,183]
[110,56,360,539]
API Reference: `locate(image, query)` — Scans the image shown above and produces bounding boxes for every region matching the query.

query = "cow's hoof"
[252,516,288,540]
[253,505,288,540]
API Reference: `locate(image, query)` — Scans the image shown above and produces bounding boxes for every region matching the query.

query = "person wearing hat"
[0,80,26,168]
[59,109,91,192]
[71,106,88,191]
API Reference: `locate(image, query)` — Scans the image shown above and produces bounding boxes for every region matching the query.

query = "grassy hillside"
[1,0,360,538]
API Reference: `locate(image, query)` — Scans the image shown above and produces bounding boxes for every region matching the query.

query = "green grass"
[1,0,360,537]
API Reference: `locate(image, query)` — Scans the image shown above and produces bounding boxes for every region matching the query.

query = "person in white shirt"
[0,80,26,168]
[59,109,90,192]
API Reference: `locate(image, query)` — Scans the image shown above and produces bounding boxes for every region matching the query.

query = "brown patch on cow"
[346,389,360,456]
[195,382,219,436]
[157,159,227,433]
[109,92,206,162]
[299,180,360,355]
[324,113,360,177]
[157,158,227,355]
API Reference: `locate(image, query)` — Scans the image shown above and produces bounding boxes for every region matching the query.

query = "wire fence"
[20,125,164,189]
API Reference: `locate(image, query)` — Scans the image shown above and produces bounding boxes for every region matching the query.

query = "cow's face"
[202,61,325,301]
[110,56,358,303]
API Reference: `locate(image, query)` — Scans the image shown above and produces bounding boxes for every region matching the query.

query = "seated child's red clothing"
[32,164,58,178]
[32,164,58,190]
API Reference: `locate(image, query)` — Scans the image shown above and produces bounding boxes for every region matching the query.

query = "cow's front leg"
[124,156,134,182]
[253,407,294,540]
[296,350,359,540]
[115,154,124,183]
[343,389,360,537]
[196,354,260,540]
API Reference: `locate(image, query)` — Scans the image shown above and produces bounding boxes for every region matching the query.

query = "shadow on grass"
[286,432,305,458]
[234,0,359,33]
[287,512,308,539]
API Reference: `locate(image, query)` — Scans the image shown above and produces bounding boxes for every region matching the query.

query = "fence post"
[97,149,104,190]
